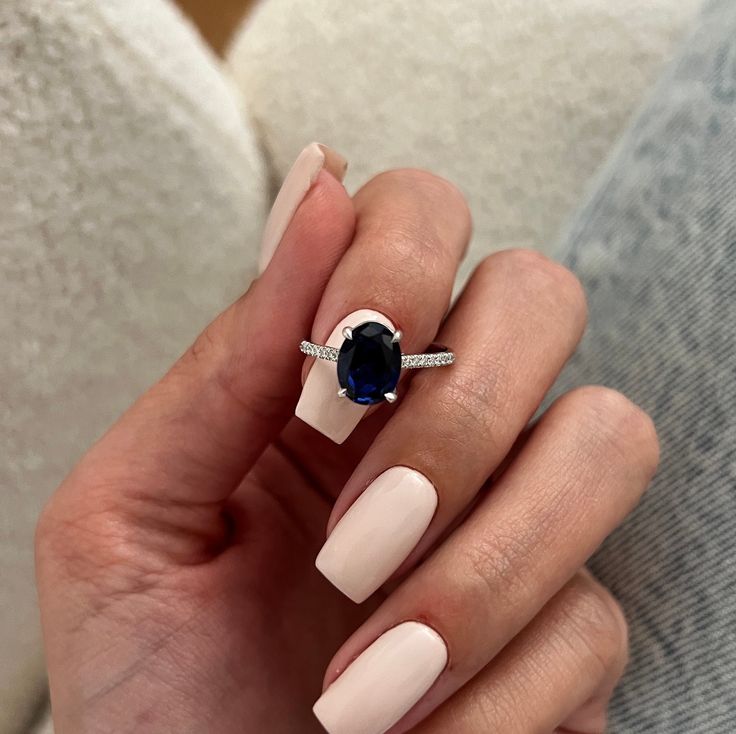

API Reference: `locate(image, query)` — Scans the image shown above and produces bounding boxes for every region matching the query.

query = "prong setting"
[342,326,353,340]
[384,391,398,403]
[337,387,348,398]
[391,329,402,343]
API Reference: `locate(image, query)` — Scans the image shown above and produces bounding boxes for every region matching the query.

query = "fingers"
[259,142,348,272]
[314,387,658,734]
[38,168,355,560]
[295,168,472,443]
[317,250,587,602]
[413,570,628,734]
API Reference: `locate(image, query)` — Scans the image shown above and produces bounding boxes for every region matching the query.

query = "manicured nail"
[258,142,347,272]
[313,621,447,734]
[295,309,394,444]
[316,467,437,603]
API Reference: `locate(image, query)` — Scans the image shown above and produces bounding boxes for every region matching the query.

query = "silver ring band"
[299,341,455,369]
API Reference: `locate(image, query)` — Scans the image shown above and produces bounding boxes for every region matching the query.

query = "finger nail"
[313,621,447,734]
[258,142,348,272]
[295,309,394,444]
[316,467,437,603]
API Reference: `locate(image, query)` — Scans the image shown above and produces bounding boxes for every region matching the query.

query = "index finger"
[47,168,355,530]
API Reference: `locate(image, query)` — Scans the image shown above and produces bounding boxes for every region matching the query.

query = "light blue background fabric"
[550,1,736,729]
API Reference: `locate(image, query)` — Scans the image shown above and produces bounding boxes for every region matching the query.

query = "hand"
[36,166,658,734]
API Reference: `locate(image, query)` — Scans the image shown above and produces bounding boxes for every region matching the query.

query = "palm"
[148,417,384,732]
[37,173,396,733]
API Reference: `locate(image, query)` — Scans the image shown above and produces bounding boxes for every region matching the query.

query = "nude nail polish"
[258,142,347,272]
[295,309,394,444]
[316,467,437,603]
[313,622,447,734]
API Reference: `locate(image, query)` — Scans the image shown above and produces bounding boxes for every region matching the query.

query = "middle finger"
[314,386,658,734]
[317,249,587,602]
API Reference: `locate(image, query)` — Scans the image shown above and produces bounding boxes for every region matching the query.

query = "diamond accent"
[300,341,454,369]
[400,351,455,368]
[300,341,339,361]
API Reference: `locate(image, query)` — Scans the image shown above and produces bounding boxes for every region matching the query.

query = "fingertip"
[264,169,356,288]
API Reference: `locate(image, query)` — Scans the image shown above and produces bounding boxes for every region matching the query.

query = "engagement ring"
[300,321,455,405]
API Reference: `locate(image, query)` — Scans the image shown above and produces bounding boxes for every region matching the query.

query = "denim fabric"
[549,1,736,730]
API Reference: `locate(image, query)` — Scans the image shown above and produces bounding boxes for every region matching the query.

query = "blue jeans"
[550,1,736,729]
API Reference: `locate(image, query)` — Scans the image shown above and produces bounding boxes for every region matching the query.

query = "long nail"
[316,467,437,603]
[313,622,447,734]
[258,142,347,272]
[295,309,394,444]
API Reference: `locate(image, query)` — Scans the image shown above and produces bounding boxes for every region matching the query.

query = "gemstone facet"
[337,322,402,405]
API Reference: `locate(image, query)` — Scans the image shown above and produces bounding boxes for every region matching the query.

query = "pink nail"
[313,622,447,734]
[295,310,394,444]
[258,142,347,272]
[316,467,437,603]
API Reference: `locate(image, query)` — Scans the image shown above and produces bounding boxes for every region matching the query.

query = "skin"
[35,168,659,734]
[174,0,255,54]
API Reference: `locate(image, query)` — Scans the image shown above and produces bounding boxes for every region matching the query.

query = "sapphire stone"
[337,322,402,405]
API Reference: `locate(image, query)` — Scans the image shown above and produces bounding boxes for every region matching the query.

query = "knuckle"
[34,485,100,563]
[35,476,176,601]
[560,386,660,479]
[476,249,587,322]
[428,355,508,438]
[377,222,445,281]
[178,301,293,429]
[178,283,256,384]
[181,306,232,373]
[458,525,536,619]
[380,167,468,206]
[35,484,116,575]
[465,687,520,734]
[565,575,629,675]
[367,168,472,237]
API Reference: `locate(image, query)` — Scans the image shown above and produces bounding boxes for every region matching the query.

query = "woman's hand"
[36,164,658,734]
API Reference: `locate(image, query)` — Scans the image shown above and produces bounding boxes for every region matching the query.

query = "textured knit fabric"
[229,0,702,281]
[549,1,736,730]
[0,1,266,731]
[5,2,735,733]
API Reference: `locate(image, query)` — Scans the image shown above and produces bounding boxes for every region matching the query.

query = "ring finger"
[313,385,658,733]
[414,570,629,734]
[317,248,588,603]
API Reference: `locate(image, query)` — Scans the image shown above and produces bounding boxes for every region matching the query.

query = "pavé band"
[299,341,455,369]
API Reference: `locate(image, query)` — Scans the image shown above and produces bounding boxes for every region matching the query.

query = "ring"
[300,320,455,405]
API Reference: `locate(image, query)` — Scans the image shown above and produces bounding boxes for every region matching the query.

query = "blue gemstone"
[337,322,402,405]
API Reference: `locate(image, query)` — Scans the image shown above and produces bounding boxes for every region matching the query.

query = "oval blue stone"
[337,322,402,405]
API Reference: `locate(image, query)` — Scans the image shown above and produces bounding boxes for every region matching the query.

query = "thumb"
[47,150,354,530]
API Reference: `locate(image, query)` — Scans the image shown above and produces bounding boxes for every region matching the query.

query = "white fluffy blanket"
[3,0,702,730]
